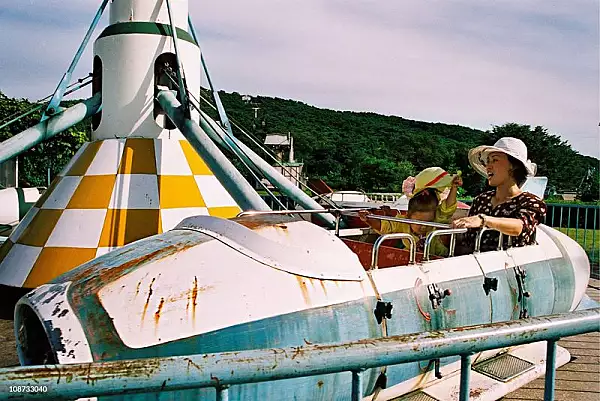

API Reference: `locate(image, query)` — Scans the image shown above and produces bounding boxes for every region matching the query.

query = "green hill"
[1,89,598,201]
[210,90,599,200]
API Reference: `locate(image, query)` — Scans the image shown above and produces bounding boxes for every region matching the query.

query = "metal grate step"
[391,391,440,401]
[473,353,535,382]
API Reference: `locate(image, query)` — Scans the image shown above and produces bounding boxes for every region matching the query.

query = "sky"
[0,0,598,158]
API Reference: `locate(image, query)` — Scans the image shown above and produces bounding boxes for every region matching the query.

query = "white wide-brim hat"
[468,137,537,178]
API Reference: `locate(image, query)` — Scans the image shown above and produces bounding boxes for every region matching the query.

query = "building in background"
[261,132,305,189]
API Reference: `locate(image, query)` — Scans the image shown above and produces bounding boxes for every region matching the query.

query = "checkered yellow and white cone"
[0,138,241,288]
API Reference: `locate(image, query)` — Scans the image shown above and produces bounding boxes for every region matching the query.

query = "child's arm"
[358,210,382,231]
[446,173,462,208]
[436,174,462,223]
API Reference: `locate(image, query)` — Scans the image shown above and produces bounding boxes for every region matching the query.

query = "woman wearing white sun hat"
[452,137,547,253]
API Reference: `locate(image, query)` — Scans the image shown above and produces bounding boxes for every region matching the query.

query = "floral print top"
[462,190,547,253]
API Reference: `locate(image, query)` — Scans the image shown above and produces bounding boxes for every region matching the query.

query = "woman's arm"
[482,216,523,236]
[451,214,524,236]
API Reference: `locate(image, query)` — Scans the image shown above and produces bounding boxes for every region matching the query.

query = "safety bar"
[237,208,367,236]
[0,308,597,401]
[365,214,452,229]
[237,208,367,217]
[475,226,505,253]
[371,233,416,268]
[423,228,468,261]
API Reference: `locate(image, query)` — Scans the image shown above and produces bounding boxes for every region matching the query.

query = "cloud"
[0,0,597,157]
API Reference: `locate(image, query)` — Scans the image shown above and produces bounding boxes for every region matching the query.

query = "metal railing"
[0,308,597,401]
[237,207,367,236]
[365,192,405,203]
[256,197,599,271]
[475,226,505,253]
[423,228,467,260]
[543,203,599,268]
[371,233,416,267]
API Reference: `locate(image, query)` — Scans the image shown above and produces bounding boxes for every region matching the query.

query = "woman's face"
[485,152,513,187]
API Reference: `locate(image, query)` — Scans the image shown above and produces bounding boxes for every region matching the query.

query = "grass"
[556,227,599,266]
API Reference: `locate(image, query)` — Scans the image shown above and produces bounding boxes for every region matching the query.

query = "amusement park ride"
[0,1,596,400]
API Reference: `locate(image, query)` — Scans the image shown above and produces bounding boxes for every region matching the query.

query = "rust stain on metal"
[135,281,141,296]
[141,276,157,322]
[445,309,457,316]
[318,279,328,295]
[191,276,198,327]
[184,357,203,372]
[210,373,221,387]
[66,234,200,298]
[235,214,296,230]
[317,380,324,388]
[470,388,484,397]
[154,297,165,324]
[296,276,311,305]
[7,358,162,385]
[291,346,305,360]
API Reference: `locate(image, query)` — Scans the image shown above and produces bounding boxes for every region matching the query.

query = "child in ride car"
[359,167,462,257]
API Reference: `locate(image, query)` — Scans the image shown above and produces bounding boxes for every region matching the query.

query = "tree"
[0,91,91,187]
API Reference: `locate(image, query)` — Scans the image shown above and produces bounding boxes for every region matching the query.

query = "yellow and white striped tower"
[0,0,241,308]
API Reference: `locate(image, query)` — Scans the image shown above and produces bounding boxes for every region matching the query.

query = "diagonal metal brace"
[41,0,109,121]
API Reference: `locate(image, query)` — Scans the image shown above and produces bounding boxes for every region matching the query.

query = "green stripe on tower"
[98,22,198,46]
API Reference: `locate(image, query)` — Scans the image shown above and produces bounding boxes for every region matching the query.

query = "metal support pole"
[351,370,364,401]
[459,354,472,401]
[156,90,270,212]
[42,0,108,120]
[189,15,234,137]
[0,94,102,164]
[335,212,341,236]
[165,0,189,116]
[543,340,557,401]
[197,110,337,227]
[216,386,229,401]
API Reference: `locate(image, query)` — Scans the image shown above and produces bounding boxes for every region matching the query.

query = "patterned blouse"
[462,191,547,253]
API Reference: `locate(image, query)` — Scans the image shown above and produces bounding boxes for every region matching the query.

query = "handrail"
[423,228,468,260]
[237,208,367,236]
[371,233,416,268]
[236,208,364,217]
[365,214,452,229]
[0,308,597,400]
[475,226,505,253]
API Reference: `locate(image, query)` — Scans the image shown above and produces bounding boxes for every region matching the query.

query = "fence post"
[559,206,564,232]
[575,207,580,242]
[593,208,597,263]
[216,386,229,401]
[351,370,364,401]
[584,208,588,249]
[543,340,557,401]
[459,354,472,401]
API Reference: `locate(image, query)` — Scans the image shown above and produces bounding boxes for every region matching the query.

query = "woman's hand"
[452,215,483,229]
